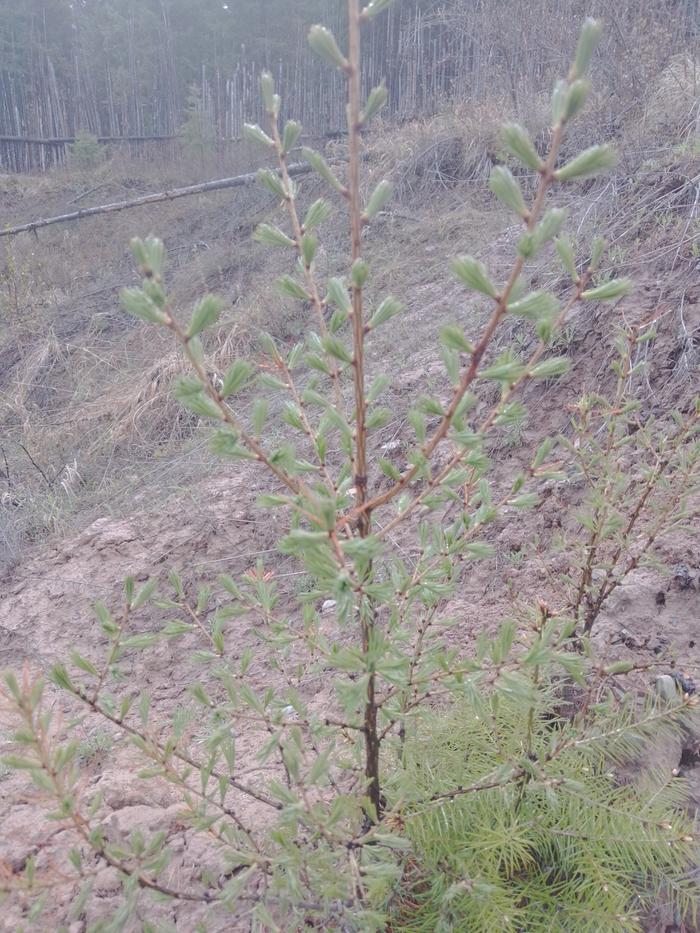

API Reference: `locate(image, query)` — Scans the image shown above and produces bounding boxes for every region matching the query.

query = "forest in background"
[0,0,698,172]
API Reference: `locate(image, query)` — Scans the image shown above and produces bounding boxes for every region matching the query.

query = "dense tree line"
[0,1,337,138]
[0,0,697,171]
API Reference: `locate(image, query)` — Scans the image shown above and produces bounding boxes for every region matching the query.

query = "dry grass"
[1,57,699,576]
[0,153,285,572]
[0,134,346,573]
[643,54,699,139]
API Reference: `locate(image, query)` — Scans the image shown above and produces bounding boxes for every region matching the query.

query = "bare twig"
[17,443,53,488]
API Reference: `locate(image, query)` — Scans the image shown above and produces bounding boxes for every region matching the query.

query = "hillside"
[1,40,700,930]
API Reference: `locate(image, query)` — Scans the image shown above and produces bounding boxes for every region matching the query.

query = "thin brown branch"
[347,0,381,822]
[374,275,588,540]
[352,121,567,524]
[165,312,311,504]
[72,687,282,810]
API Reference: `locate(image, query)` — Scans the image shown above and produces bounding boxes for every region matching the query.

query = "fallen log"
[0,162,315,238]
[0,130,346,147]
[0,134,177,145]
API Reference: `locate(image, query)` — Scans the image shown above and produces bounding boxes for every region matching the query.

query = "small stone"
[674,563,694,590]
[656,674,679,702]
[672,672,696,695]
[321,599,336,613]
[616,627,639,649]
